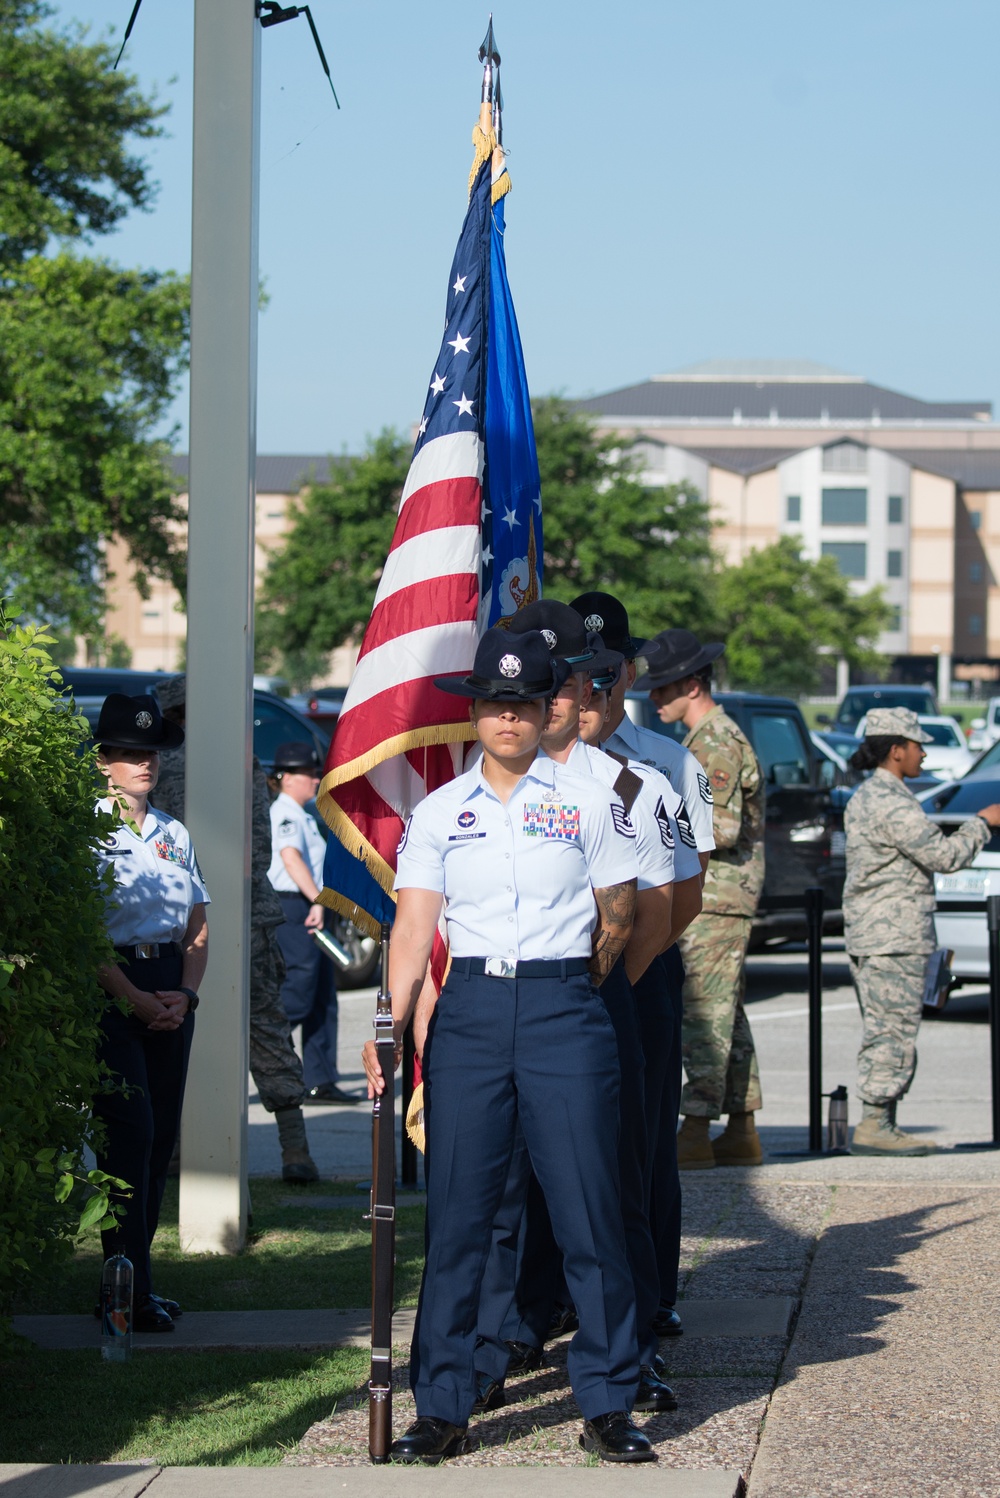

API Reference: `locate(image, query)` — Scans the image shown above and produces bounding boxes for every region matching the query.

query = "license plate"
[936,870,987,897]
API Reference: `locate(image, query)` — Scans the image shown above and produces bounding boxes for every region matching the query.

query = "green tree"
[715,535,892,696]
[533,398,717,638]
[0,604,127,1339]
[0,2,189,641]
[255,434,407,676]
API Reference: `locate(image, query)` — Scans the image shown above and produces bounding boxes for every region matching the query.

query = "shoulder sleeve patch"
[698,771,714,804]
[397,815,412,855]
[654,796,674,849]
[610,803,637,839]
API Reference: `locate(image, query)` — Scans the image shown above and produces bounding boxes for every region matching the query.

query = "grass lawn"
[2,1176,425,1466]
[0,1345,369,1465]
[13,1177,427,1314]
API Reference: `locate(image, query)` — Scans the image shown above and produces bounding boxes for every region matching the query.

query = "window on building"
[970,509,982,530]
[886,550,902,578]
[886,605,902,631]
[888,494,903,524]
[821,541,867,578]
[821,488,868,526]
[969,615,984,637]
[786,495,801,523]
[971,562,984,584]
[822,441,868,473]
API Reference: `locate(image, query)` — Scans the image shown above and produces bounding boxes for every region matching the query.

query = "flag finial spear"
[478,16,503,142]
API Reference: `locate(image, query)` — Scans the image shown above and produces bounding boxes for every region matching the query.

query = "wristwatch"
[178,986,200,1011]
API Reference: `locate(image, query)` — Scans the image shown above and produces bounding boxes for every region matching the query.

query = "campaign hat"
[273,741,324,774]
[508,598,622,678]
[632,629,726,690]
[863,707,933,743]
[569,591,650,658]
[434,626,569,702]
[95,693,185,750]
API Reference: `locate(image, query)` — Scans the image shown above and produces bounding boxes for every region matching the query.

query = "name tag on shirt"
[154,838,186,867]
[523,803,581,842]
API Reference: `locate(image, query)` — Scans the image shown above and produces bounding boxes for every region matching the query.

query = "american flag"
[317,96,542,948]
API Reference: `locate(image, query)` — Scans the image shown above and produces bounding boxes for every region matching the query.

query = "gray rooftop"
[170,454,344,492]
[575,378,991,425]
[659,358,861,382]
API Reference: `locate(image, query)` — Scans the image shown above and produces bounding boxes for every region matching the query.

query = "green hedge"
[0,608,121,1337]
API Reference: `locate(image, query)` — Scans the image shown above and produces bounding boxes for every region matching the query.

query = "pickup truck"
[624,690,845,946]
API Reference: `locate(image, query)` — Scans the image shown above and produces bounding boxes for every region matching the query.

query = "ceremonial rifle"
[367,922,396,1462]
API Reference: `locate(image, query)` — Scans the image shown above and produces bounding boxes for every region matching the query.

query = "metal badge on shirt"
[523,803,581,841]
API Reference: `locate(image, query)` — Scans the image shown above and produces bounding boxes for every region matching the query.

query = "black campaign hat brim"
[435,674,559,702]
[633,640,725,690]
[95,720,185,749]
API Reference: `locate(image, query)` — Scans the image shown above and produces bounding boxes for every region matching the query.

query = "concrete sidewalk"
[0,1470,742,1497]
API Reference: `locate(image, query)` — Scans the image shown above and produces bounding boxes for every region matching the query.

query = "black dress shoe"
[133,1295,175,1333]
[149,1292,182,1318]
[634,1363,678,1412]
[652,1302,683,1337]
[390,1417,469,1463]
[546,1302,579,1340]
[503,1339,542,1374]
[304,1084,362,1105]
[579,1411,656,1462]
[472,1372,506,1413]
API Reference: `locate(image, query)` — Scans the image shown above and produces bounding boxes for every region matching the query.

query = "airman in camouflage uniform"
[154,677,319,1182]
[635,631,765,1168]
[843,706,1000,1155]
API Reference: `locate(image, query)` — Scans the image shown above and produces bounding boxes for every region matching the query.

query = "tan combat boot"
[851,1104,937,1157]
[677,1115,716,1170]
[712,1111,763,1166]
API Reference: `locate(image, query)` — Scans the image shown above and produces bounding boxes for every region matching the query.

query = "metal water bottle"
[100,1252,133,1362]
[826,1085,849,1154]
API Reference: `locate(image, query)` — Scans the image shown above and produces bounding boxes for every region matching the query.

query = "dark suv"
[625,690,844,942]
[826,684,937,733]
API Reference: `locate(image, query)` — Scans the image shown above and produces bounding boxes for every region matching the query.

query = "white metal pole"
[179,0,260,1255]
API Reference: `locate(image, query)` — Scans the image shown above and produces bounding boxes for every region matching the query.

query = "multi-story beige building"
[101,361,1000,696]
[101,455,340,676]
[575,360,1000,696]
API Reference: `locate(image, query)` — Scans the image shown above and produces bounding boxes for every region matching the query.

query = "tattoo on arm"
[589,878,637,985]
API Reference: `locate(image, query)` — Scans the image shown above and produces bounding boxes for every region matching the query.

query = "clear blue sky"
[55,0,1000,454]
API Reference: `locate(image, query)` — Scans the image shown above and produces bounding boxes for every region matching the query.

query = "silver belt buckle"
[136,943,159,960]
[485,957,516,978]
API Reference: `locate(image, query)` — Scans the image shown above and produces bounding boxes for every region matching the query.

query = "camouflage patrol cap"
[863,707,933,743]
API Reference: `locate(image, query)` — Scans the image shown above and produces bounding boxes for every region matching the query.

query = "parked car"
[625,690,844,943]
[920,770,1000,982]
[821,684,938,733]
[286,688,347,744]
[967,697,1000,753]
[855,713,974,781]
[58,668,329,773]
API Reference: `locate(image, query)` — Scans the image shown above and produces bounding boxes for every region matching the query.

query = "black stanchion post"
[400,1024,418,1186]
[805,886,825,1153]
[988,894,1000,1146]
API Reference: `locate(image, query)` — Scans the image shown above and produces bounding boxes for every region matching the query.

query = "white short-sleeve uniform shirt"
[97,799,211,947]
[605,714,715,856]
[267,792,328,893]
[395,751,639,962]
[566,739,702,888]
